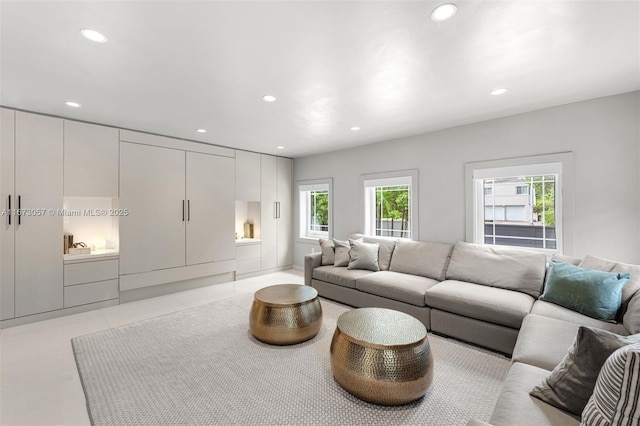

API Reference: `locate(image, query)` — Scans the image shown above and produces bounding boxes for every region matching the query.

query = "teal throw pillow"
[540,261,629,321]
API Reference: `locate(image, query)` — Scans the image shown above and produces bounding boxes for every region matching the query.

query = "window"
[362,170,418,239]
[298,179,332,240]
[465,153,575,254]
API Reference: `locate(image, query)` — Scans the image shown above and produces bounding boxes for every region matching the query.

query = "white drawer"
[236,243,261,260]
[64,259,119,286]
[236,258,261,275]
[64,279,119,308]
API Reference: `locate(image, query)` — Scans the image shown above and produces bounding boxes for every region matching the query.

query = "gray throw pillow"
[333,238,351,267]
[530,326,640,415]
[347,239,380,272]
[318,238,335,266]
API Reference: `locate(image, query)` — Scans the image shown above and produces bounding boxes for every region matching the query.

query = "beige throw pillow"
[332,238,351,267]
[347,239,380,272]
[318,238,335,266]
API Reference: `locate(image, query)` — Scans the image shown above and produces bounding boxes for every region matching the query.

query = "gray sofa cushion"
[388,240,453,281]
[551,254,582,266]
[355,271,439,307]
[489,362,580,426]
[530,327,640,415]
[350,233,397,271]
[426,280,534,329]
[530,300,629,335]
[624,291,640,334]
[446,241,547,298]
[312,266,374,289]
[512,314,582,371]
[579,255,640,319]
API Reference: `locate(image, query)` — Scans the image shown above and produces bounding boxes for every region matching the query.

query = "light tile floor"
[0,270,305,426]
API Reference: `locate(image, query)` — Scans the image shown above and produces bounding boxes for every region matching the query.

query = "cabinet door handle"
[277,201,281,219]
[273,201,277,219]
[7,195,11,225]
[182,200,185,222]
[187,200,191,222]
[17,195,21,225]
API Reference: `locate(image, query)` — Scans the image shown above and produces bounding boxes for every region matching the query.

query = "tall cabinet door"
[260,155,278,270]
[14,112,63,317]
[120,142,186,275]
[64,120,119,197]
[186,152,235,265]
[1,108,15,319]
[276,157,293,267]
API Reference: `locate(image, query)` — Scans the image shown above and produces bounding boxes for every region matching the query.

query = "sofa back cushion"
[624,291,640,334]
[579,255,640,320]
[388,240,453,281]
[446,241,547,298]
[349,233,397,271]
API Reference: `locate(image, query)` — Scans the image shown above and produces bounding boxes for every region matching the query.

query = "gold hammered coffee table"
[330,307,434,405]
[249,284,323,345]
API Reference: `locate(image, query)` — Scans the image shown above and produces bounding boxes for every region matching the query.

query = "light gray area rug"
[72,294,510,425]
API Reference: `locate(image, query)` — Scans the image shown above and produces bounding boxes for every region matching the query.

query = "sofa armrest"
[304,252,322,286]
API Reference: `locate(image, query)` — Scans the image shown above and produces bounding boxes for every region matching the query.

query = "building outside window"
[298,180,331,240]
[482,174,558,250]
[362,170,418,239]
[465,154,574,254]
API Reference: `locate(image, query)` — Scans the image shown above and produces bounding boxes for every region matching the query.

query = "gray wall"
[292,91,640,266]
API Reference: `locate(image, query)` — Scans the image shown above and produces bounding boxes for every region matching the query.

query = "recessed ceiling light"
[350,127,361,131]
[431,3,457,22]
[196,128,207,133]
[65,101,81,108]
[276,146,285,150]
[490,88,508,96]
[80,28,108,43]
[262,95,277,102]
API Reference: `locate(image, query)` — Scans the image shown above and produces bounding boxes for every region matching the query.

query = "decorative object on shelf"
[93,238,107,253]
[68,241,91,255]
[244,222,254,239]
[63,233,75,254]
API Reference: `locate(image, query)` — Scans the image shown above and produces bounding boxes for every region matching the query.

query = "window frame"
[361,169,419,240]
[297,178,332,242]
[465,153,575,255]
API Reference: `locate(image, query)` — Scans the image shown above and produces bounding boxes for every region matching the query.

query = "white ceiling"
[1,1,638,158]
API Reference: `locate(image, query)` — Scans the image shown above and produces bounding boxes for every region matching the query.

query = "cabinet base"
[0,298,119,329]
[120,272,235,303]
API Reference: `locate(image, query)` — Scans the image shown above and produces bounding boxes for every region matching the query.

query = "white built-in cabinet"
[119,142,187,274]
[261,155,292,270]
[118,132,236,290]
[235,151,261,201]
[0,107,293,326]
[64,120,119,197]
[1,109,63,319]
[186,151,235,265]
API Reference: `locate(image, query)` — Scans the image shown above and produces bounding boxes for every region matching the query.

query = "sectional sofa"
[304,234,640,425]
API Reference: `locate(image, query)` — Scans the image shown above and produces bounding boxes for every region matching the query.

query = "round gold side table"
[249,284,322,345]
[330,307,433,405]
